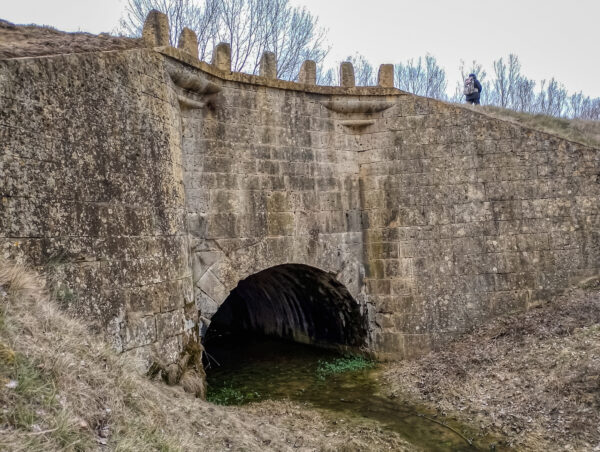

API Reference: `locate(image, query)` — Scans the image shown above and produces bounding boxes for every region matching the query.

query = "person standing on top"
[464,73,482,105]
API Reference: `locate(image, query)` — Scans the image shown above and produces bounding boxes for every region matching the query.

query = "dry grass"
[0,259,414,451]
[0,19,142,59]
[466,104,600,149]
[384,283,600,451]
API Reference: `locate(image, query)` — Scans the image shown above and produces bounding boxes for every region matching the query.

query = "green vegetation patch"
[316,355,376,380]
[206,385,261,406]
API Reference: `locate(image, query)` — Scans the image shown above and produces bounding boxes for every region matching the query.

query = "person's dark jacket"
[466,78,483,102]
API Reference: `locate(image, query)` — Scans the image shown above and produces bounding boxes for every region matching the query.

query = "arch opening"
[203,264,368,351]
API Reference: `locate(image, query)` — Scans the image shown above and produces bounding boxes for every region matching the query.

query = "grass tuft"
[0,352,94,451]
[472,105,600,149]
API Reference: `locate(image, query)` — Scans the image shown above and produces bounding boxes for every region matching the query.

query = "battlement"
[142,9,400,95]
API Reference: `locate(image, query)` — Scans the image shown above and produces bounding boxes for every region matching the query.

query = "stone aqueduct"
[1,11,599,371]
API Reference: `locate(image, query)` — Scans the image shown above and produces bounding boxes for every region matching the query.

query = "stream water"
[204,336,502,451]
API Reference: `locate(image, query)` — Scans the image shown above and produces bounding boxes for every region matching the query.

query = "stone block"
[160,279,191,312]
[142,10,170,47]
[152,335,182,365]
[122,344,154,373]
[196,290,220,317]
[377,64,394,88]
[156,309,185,338]
[259,52,277,79]
[298,60,316,85]
[122,315,157,351]
[206,213,239,238]
[177,28,199,58]
[340,62,355,88]
[211,42,231,72]
[198,270,230,306]
[267,192,291,212]
[267,212,295,236]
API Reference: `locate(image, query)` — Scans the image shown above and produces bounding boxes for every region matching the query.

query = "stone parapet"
[157,46,403,95]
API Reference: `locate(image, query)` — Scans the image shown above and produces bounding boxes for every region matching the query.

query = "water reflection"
[205,336,501,451]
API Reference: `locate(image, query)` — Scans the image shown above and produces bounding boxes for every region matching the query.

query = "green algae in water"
[207,386,260,405]
[316,355,375,380]
[205,336,503,451]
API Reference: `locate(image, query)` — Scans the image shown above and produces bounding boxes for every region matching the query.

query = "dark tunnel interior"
[203,264,367,350]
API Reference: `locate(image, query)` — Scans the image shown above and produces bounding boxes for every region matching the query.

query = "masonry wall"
[179,70,376,341]
[0,50,194,368]
[360,97,600,356]
[177,55,600,358]
[1,46,599,364]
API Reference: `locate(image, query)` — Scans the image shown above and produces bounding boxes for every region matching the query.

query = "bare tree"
[492,57,509,107]
[569,92,584,118]
[345,53,375,86]
[423,55,447,99]
[538,78,568,117]
[491,54,523,109]
[395,58,425,95]
[514,76,536,113]
[316,65,337,86]
[262,1,328,80]
[506,54,522,108]
[120,0,328,80]
[394,55,447,99]
[120,0,220,61]
[580,97,600,120]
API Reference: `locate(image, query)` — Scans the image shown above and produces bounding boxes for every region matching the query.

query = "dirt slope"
[0,19,141,59]
[384,282,600,451]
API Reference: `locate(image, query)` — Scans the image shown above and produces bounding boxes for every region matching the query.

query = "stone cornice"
[157,46,408,97]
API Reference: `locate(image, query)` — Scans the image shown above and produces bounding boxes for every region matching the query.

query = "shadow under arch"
[203,264,368,351]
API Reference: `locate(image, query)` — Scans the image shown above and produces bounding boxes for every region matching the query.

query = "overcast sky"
[2,0,599,97]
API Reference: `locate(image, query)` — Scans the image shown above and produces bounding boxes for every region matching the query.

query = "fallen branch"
[416,412,474,447]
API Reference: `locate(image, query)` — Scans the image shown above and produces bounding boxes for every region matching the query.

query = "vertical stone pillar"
[260,52,277,79]
[178,28,199,58]
[298,60,317,85]
[340,62,355,88]
[211,43,232,72]
[378,64,394,88]
[142,10,170,47]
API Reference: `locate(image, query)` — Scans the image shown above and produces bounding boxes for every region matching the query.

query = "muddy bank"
[384,286,600,451]
[237,401,415,451]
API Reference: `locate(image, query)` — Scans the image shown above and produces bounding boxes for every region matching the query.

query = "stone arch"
[203,263,368,350]
[192,237,367,338]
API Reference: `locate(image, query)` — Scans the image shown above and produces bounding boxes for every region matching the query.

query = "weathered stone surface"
[259,51,277,79]
[378,64,394,88]
[177,27,199,58]
[0,49,193,368]
[142,10,170,47]
[340,62,355,87]
[298,60,316,85]
[1,39,599,367]
[211,42,231,72]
